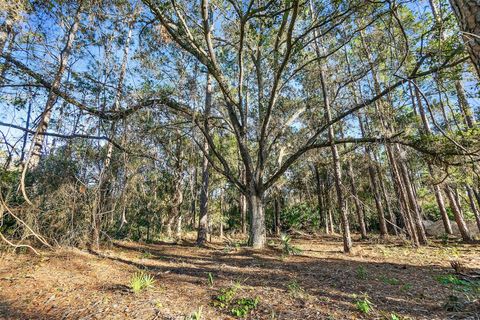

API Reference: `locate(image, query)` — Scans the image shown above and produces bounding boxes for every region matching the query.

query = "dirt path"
[1,234,479,319]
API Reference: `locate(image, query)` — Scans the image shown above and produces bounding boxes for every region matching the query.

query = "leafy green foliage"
[355,296,373,314]
[213,283,259,318]
[442,295,464,312]
[185,306,203,320]
[139,251,154,259]
[207,272,214,287]
[390,313,400,320]
[130,271,155,294]
[280,234,302,256]
[279,203,319,230]
[214,284,239,309]
[355,266,368,280]
[286,279,305,298]
[380,276,401,285]
[230,298,259,318]
[436,274,480,297]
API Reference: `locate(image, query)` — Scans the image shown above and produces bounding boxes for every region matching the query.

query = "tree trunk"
[247,186,266,249]
[342,131,367,239]
[376,163,397,235]
[455,80,476,128]
[412,81,454,238]
[357,114,387,238]
[433,178,453,234]
[274,194,281,236]
[196,73,212,246]
[466,185,480,232]
[397,154,428,245]
[368,164,388,237]
[314,166,327,234]
[240,168,247,234]
[176,214,183,239]
[311,10,351,252]
[325,185,332,234]
[29,1,83,169]
[386,146,419,245]
[448,0,480,79]
[90,11,136,249]
[445,185,474,242]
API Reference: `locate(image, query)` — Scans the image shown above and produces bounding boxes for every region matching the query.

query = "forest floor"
[1,233,479,320]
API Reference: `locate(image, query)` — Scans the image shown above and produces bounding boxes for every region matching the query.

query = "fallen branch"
[0,232,40,255]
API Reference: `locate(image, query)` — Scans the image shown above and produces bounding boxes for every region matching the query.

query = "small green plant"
[280,233,302,256]
[207,272,214,287]
[286,279,304,298]
[435,274,480,299]
[185,306,203,320]
[155,300,163,309]
[130,271,155,294]
[436,274,468,286]
[400,283,412,293]
[355,296,373,314]
[440,233,449,245]
[380,276,400,285]
[355,266,368,280]
[214,284,240,309]
[442,295,464,312]
[213,283,259,318]
[139,251,153,259]
[230,297,259,318]
[390,313,400,320]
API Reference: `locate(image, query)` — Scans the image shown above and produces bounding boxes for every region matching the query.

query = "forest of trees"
[0,0,480,253]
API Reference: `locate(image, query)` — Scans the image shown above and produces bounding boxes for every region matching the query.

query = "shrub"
[355,296,373,314]
[286,279,305,298]
[213,283,259,318]
[280,234,302,256]
[130,271,155,293]
[355,266,368,280]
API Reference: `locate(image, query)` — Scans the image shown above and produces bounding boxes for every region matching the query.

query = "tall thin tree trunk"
[197,73,212,246]
[91,11,135,249]
[274,193,281,236]
[455,81,476,128]
[445,186,474,242]
[240,169,247,234]
[29,1,83,169]
[466,185,480,232]
[412,80,453,235]
[358,115,388,237]
[314,166,327,234]
[396,151,428,245]
[310,1,351,252]
[375,161,397,235]
[319,59,351,251]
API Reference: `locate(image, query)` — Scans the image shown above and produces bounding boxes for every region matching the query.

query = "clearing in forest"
[1,234,479,320]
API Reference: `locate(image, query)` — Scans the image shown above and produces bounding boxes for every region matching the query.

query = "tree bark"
[239,168,247,234]
[396,152,428,245]
[445,185,474,242]
[357,114,388,237]
[466,185,480,232]
[314,166,328,234]
[413,85,453,235]
[247,186,266,249]
[274,194,281,236]
[196,73,212,246]
[455,80,476,128]
[29,1,83,169]
[448,0,480,79]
